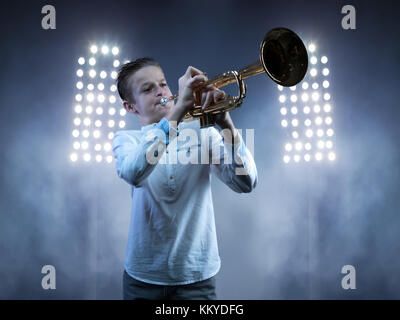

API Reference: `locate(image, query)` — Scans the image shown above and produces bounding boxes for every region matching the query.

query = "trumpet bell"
[261,27,308,87]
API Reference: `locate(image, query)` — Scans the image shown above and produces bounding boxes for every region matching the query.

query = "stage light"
[109,95,116,104]
[328,152,336,161]
[327,128,334,137]
[112,46,119,55]
[306,129,313,138]
[302,82,309,90]
[285,143,293,152]
[90,45,98,54]
[86,93,94,102]
[89,69,96,78]
[301,93,309,102]
[82,130,90,138]
[321,56,328,64]
[291,106,298,115]
[303,106,311,114]
[325,117,332,125]
[97,94,105,103]
[323,103,332,113]
[305,143,312,151]
[310,68,317,77]
[312,92,320,102]
[281,119,288,127]
[310,56,317,65]
[304,154,311,162]
[280,107,287,115]
[70,153,78,162]
[323,80,329,88]
[81,141,89,150]
[283,155,290,163]
[85,106,92,115]
[316,129,324,137]
[315,117,323,126]
[93,130,100,139]
[308,43,316,53]
[101,45,109,54]
[313,104,321,113]
[292,131,299,139]
[105,156,112,163]
[83,153,91,162]
[315,152,323,161]
[71,43,125,164]
[326,141,333,149]
[277,85,283,91]
[83,117,91,126]
[304,119,312,126]
[317,140,325,149]
[324,93,331,101]
[312,82,319,90]
[290,94,298,103]
[289,86,296,91]
[295,142,303,151]
[322,68,330,76]
[74,104,82,114]
[291,119,299,127]
[104,142,112,152]
[294,155,301,163]
[279,95,286,103]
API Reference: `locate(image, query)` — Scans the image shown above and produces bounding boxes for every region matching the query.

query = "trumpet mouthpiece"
[160,97,170,106]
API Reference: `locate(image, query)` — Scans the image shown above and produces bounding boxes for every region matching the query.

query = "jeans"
[123,270,217,300]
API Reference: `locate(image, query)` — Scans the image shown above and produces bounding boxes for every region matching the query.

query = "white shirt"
[113,118,257,285]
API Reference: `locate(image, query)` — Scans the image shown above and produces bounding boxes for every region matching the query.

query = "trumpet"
[160,27,308,128]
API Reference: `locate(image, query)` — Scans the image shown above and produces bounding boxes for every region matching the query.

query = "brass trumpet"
[160,27,308,128]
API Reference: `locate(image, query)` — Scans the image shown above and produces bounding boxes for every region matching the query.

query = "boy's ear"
[123,100,137,114]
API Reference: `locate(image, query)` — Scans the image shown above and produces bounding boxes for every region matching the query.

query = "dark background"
[0,0,399,299]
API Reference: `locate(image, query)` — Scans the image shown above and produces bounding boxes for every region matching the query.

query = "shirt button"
[170,176,173,180]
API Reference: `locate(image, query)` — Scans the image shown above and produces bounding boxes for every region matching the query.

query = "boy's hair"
[117,57,161,102]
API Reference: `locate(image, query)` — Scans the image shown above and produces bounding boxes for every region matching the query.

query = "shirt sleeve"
[112,118,174,187]
[208,127,258,193]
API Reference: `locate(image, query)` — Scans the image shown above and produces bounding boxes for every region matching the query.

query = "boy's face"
[124,65,174,125]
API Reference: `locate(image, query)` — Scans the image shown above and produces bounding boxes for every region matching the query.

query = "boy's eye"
[161,83,167,87]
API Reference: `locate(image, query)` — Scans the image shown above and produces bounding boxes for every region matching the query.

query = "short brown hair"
[117,57,161,102]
